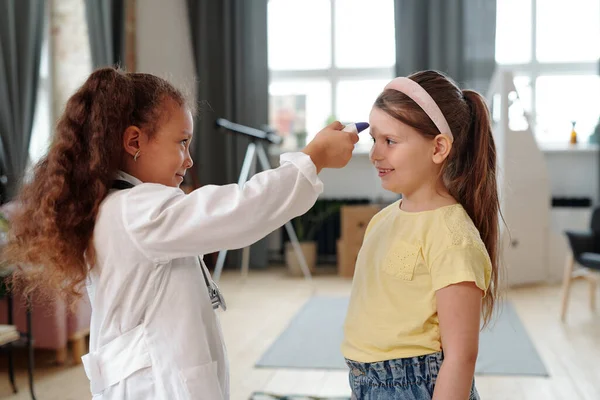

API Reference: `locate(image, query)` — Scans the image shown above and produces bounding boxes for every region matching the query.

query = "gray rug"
[256,296,548,376]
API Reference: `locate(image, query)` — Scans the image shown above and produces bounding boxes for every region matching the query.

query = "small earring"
[134,150,140,162]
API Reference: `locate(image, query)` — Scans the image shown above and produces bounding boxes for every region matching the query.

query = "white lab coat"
[81,152,323,399]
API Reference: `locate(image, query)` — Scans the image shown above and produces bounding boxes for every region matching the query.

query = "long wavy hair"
[2,67,188,303]
[375,70,502,327]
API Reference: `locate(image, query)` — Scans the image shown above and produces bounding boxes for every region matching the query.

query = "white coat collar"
[114,170,143,187]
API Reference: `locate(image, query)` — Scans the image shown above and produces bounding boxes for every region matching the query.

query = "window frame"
[268,0,396,142]
[28,2,53,168]
[496,0,600,143]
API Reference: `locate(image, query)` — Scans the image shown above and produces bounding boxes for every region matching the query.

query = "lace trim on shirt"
[442,205,487,255]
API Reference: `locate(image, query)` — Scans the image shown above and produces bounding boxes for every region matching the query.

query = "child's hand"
[302,121,359,173]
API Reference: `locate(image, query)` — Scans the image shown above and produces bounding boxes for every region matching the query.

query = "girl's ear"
[122,125,143,158]
[432,134,452,164]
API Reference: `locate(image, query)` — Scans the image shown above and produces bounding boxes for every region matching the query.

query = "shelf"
[0,332,34,351]
[540,142,599,154]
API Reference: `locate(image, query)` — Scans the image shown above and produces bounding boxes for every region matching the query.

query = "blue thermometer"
[343,122,370,133]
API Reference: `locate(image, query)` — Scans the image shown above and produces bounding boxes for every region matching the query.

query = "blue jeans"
[346,352,480,400]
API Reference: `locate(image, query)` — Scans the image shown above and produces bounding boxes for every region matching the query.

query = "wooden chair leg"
[8,350,17,393]
[71,336,87,365]
[55,347,67,365]
[560,252,575,321]
[589,275,597,312]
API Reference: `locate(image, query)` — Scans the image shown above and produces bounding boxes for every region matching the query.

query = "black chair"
[561,207,600,321]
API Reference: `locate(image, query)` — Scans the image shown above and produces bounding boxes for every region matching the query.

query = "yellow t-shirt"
[341,200,492,363]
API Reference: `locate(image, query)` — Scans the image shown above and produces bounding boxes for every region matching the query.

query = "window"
[28,0,52,172]
[29,29,52,167]
[495,0,600,143]
[268,0,396,149]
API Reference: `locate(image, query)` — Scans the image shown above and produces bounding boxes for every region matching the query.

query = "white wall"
[136,0,196,102]
[50,0,199,120]
[542,145,598,205]
[51,0,92,118]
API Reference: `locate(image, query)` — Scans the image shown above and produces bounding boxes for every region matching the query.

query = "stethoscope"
[198,256,227,311]
[112,179,227,311]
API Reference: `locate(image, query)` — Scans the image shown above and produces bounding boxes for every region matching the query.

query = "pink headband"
[384,77,453,142]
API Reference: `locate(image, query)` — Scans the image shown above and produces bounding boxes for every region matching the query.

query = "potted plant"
[285,203,340,276]
[295,130,308,148]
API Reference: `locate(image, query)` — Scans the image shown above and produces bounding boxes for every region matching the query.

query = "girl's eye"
[371,137,396,145]
[180,139,188,146]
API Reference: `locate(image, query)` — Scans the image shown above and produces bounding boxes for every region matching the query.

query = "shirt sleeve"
[122,152,323,262]
[429,245,492,294]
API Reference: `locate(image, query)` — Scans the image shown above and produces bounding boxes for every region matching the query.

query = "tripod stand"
[212,119,313,283]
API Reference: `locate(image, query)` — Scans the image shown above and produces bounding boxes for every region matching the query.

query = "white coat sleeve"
[122,152,323,262]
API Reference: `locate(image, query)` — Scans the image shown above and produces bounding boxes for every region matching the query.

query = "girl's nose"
[184,154,194,169]
[370,144,383,162]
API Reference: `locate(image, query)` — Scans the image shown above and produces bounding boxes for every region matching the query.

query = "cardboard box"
[340,205,380,245]
[337,239,361,278]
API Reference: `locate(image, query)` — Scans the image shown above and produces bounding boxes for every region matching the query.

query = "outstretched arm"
[123,121,360,262]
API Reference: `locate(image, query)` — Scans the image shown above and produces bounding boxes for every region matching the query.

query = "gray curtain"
[187,0,270,269]
[0,0,45,202]
[85,0,126,68]
[394,0,497,93]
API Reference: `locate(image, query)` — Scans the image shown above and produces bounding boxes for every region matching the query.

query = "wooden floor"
[0,267,599,399]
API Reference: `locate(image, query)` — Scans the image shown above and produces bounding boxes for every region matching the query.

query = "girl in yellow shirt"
[341,70,500,400]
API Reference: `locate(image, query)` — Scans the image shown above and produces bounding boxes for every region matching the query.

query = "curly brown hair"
[2,67,189,304]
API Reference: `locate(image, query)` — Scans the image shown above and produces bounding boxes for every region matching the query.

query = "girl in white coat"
[4,67,359,399]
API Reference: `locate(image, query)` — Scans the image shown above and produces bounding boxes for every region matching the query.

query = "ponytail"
[450,89,500,326]
[3,67,187,304]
